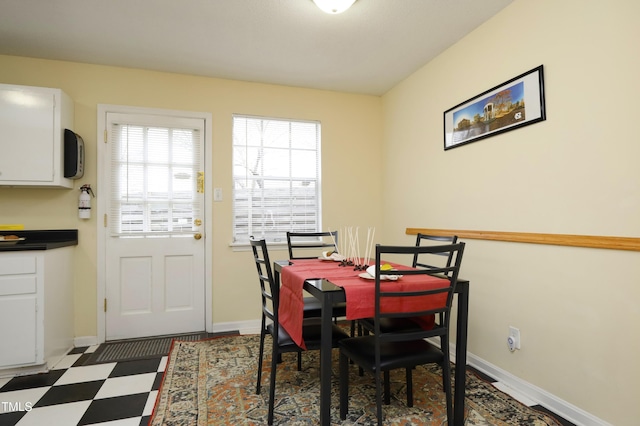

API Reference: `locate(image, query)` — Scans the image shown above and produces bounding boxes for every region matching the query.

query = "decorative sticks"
[363,227,375,267]
[332,226,376,271]
[328,228,339,253]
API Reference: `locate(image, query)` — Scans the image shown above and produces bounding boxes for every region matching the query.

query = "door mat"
[83,332,215,365]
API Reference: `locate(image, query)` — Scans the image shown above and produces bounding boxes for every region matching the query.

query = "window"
[232,115,321,244]
[108,114,204,237]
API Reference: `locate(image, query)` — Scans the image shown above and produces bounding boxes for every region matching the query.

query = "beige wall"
[381,0,639,424]
[0,56,384,336]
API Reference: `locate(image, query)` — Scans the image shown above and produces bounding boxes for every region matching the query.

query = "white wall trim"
[212,319,261,335]
[467,352,611,426]
[0,364,48,379]
[421,338,610,426]
[74,336,100,348]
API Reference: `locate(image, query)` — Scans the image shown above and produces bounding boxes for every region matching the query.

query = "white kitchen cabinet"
[0,254,42,367]
[0,247,74,372]
[0,83,74,188]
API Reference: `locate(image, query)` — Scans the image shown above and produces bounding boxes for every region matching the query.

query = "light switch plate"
[213,188,223,201]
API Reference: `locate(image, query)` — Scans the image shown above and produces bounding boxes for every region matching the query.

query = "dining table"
[274,258,470,426]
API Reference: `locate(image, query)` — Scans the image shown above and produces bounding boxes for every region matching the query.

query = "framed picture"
[444,65,546,150]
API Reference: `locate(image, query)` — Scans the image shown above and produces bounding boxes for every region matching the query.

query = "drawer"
[0,276,37,295]
[0,256,37,275]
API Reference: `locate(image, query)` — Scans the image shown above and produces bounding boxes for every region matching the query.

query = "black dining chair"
[286,230,339,260]
[286,230,350,328]
[358,234,460,337]
[338,242,465,426]
[412,233,460,340]
[250,238,349,425]
[413,233,459,270]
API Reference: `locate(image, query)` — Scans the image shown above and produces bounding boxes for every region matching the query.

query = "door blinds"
[108,115,202,236]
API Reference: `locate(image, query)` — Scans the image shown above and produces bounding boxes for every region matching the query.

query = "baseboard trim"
[423,337,610,426]
[466,352,611,426]
[211,319,261,335]
[74,336,100,348]
[0,364,48,379]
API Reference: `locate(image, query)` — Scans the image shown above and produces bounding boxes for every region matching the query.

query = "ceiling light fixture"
[312,0,357,14]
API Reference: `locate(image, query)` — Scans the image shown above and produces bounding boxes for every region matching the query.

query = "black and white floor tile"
[0,345,165,426]
[1,341,575,426]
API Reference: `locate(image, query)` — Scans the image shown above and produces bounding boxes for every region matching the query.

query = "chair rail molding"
[406,228,640,252]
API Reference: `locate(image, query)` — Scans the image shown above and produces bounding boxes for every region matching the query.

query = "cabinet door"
[0,296,38,367]
[0,87,55,182]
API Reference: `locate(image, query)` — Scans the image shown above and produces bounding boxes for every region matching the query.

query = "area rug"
[150,334,563,425]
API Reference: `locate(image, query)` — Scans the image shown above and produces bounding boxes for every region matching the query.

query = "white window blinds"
[109,115,202,236]
[232,115,321,244]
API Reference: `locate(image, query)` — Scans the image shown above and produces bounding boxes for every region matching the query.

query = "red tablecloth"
[278,259,449,349]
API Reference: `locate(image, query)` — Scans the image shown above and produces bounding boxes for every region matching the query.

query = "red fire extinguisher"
[79,184,95,219]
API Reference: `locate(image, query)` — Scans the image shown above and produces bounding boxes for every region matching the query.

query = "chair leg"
[441,334,449,393]
[374,371,384,426]
[256,324,266,395]
[441,337,453,425]
[268,347,278,425]
[443,363,453,426]
[406,367,413,407]
[297,351,302,371]
[383,370,391,405]
[355,321,365,375]
[339,351,350,420]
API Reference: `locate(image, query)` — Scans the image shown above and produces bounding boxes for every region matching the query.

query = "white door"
[103,111,206,340]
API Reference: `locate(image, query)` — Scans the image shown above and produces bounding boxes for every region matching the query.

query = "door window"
[109,115,202,237]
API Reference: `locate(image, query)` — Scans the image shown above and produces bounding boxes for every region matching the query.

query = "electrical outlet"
[508,326,521,351]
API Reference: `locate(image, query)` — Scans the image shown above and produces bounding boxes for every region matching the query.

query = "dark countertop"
[0,229,78,252]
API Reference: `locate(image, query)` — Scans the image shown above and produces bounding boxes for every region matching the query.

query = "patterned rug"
[150,334,562,425]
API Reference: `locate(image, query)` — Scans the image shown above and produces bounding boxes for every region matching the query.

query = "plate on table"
[0,237,25,245]
[358,272,401,281]
[319,251,346,262]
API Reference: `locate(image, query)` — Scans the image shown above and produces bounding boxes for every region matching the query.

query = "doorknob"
[194,233,202,240]
[194,219,202,226]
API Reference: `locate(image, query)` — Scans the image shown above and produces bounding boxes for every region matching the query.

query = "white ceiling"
[0,0,513,96]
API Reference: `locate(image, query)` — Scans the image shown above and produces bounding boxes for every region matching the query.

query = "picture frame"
[444,65,546,150]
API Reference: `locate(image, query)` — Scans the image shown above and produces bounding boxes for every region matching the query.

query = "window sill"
[230,241,289,252]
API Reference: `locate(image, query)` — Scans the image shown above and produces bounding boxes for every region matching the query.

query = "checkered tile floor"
[0,345,165,426]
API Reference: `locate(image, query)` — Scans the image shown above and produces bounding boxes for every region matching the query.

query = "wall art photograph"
[444,65,546,150]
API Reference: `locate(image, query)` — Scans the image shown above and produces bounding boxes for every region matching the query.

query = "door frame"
[96,104,213,343]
